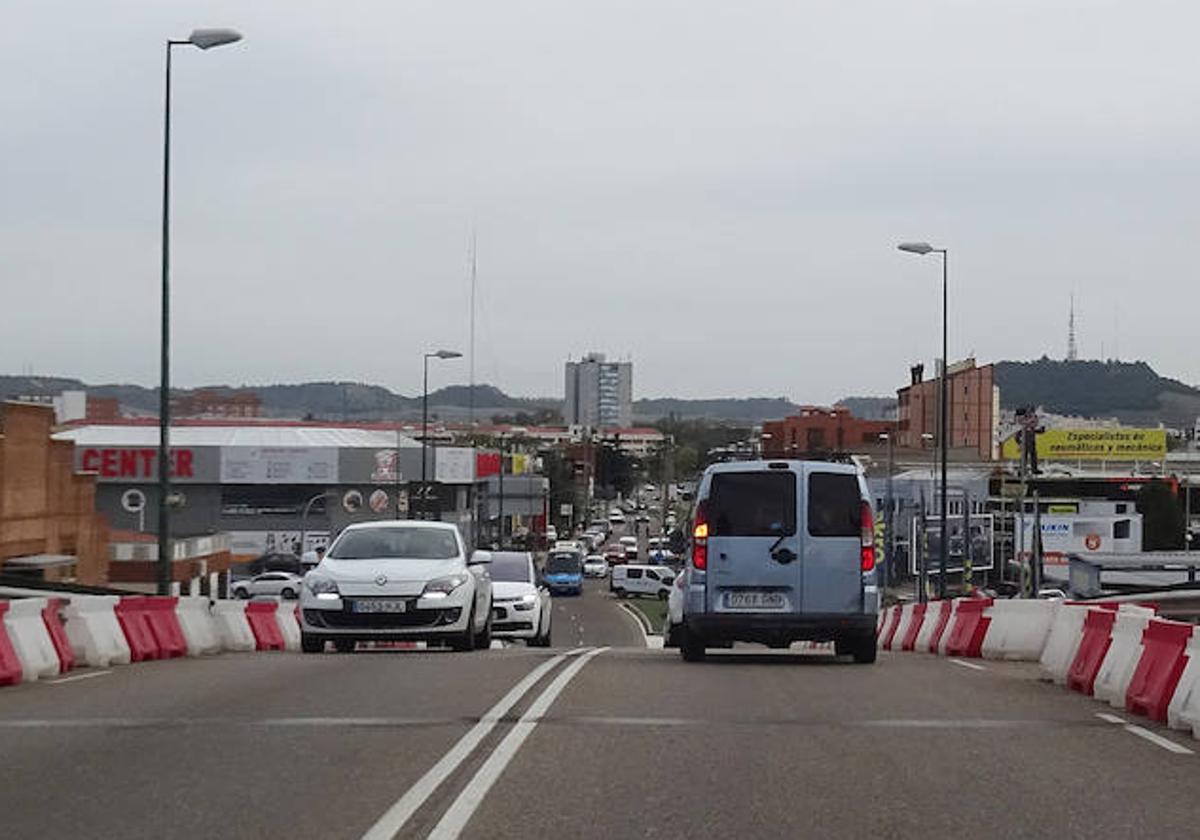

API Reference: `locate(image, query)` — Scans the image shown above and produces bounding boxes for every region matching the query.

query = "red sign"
[80,448,194,479]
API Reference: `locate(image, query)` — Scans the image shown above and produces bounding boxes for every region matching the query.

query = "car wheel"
[614,588,627,599]
[333,638,357,654]
[450,605,476,652]
[680,626,706,662]
[657,590,669,601]
[474,607,493,649]
[234,588,249,599]
[851,634,878,664]
[280,588,296,600]
[300,633,325,654]
[663,622,680,649]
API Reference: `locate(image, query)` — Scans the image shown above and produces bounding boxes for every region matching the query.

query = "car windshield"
[489,554,532,583]
[545,554,582,573]
[327,527,459,560]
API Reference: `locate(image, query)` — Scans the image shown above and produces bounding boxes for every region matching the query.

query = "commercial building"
[896,358,999,460]
[564,353,633,429]
[762,406,892,458]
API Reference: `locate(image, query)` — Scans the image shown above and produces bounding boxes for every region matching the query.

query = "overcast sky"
[5,2,1199,404]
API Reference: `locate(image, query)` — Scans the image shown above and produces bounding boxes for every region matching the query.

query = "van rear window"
[708,472,797,537]
[807,473,861,537]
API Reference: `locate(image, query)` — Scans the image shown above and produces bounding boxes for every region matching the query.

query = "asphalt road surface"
[3,582,1199,839]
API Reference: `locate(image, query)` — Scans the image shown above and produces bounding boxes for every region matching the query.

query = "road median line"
[359,650,585,840]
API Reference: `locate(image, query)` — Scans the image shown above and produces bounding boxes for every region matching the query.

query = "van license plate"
[352,599,407,614]
[725,591,786,610]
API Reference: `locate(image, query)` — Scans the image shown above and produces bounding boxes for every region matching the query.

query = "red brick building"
[896,358,998,460]
[762,407,892,457]
[173,389,261,419]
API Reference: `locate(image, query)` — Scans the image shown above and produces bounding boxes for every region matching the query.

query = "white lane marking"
[1096,712,1127,725]
[1124,724,1195,755]
[359,651,581,840]
[46,670,111,685]
[428,647,610,840]
[949,658,986,671]
[617,602,651,648]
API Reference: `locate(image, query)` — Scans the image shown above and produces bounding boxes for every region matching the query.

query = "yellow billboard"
[1001,428,1167,461]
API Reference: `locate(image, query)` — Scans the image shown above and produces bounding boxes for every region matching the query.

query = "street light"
[899,240,949,600]
[157,27,243,596]
[421,349,462,519]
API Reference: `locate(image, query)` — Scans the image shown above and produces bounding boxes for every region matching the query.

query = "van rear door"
[801,467,865,614]
[705,467,802,615]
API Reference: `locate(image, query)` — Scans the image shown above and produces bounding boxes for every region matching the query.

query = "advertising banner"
[909,514,995,574]
[229,530,329,557]
[220,447,339,484]
[435,447,476,484]
[77,446,218,483]
[1000,428,1167,461]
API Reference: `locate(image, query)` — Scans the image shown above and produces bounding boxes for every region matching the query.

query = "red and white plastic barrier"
[0,603,25,686]
[3,598,62,681]
[63,595,132,668]
[1039,603,1092,684]
[1094,605,1155,709]
[176,597,221,656]
[981,599,1059,662]
[212,601,257,652]
[1167,628,1200,736]
[943,597,993,658]
[1125,618,1192,723]
[885,604,916,651]
[245,601,286,651]
[275,602,301,652]
[899,603,927,651]
[877,605,903,649]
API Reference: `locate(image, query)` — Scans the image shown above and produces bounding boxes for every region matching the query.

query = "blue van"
[542,549,584,596]
[677,460,879,662]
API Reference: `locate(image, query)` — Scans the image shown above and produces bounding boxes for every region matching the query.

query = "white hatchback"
[484,551,552,646]
[299,521,493,653]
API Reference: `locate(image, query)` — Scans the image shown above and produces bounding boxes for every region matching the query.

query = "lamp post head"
[188,28,243,50]
[429,349,463,360]
[897,241,935,255]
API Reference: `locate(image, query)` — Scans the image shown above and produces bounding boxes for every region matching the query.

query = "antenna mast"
[469,228,477,427]
[1067,293,1078,361]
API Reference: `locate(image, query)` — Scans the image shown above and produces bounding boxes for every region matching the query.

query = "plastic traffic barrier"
[885,604,915,651]
[877,605,902,649]
[143,597,188,658]
[943,597,993,658]
[63,595,132,667]
[1168,628,1200,736]
[245,601,286,651]
[0,603,24,686]
[1066,608,1117,695]
[115,597,162,661]
[175,597,221,656]
[3,598,62,681]
[981,599,1059,662]
[275,602,301,652]
[1094,605,1156,709]
[1039,604,1092,684]
[899,603,927,652]
[1125,619,1193,723]
[917,599,953,654]
[212,601,257,651]
[40,598,75,673]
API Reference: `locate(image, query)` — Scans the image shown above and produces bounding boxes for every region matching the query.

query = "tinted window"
[709,472,797,537]
[626,568,643,579]
[545,553,582,573]
[489,554,532,583]
[807,473,862,537]
[328,527,459,560]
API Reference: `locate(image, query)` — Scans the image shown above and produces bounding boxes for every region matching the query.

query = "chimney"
[910,364,924,386]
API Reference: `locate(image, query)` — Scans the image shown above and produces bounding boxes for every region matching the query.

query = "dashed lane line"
[1095,712,1195,755]
[949,658,986,671]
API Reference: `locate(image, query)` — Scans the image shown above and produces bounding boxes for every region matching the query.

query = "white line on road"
[1095,712,1127,725]
[949,658,986,671]
[617,602,652,648]
[46,670,111,685]
[428,646,610,840]
[359,650,586,840]
[1124,724,1195,755]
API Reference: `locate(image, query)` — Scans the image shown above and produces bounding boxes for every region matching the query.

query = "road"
[2,582,1199,838]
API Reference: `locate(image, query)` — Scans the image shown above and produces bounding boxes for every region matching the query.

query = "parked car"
[675,459,878,663]
[542,549,585,595]
[486,551,552,646]
[232,571,304,600]
[608,509,626,526]
[298,521,493,653]
[583,555,609,578]
[610,564,674,599]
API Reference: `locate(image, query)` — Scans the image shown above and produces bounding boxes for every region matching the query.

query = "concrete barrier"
[176,597,221,656]
[900,603,927,651]
[275,603,301,652]
[63,595,132,668]
[918,600,954,654]
[1168,627,1200,736]
[878,605,903,649]
[3,598,62,681]
[212,601,256,652]
[1039,604,1090,683]
[981,599,1059,662]
[1094,605,1156,709]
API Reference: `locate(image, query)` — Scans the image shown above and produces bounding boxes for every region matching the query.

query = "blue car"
[542,550,584,596]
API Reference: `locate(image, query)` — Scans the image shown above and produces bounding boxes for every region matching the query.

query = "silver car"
[232,572,304,600]
[299,521,493,654]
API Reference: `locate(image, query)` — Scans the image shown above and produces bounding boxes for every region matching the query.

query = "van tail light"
[692,502,709,571]
[860,501,876,572]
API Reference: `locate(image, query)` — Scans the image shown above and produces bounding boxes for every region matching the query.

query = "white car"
[545,526,558,543]
[664,568,687,647]
[299,521,493,654]
[232,572,304,600]
[610,564,674,599]
[484,551,551,646]
[608,509,626,525]
[583,555,609,578]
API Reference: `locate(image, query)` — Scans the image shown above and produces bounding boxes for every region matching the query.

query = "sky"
[5,1,1200,404]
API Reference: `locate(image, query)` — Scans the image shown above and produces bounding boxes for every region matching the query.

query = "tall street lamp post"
[421,350,462,519]
[158,28,243,596]
[898,241,949,599]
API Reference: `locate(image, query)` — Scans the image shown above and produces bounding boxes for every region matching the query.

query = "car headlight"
[514,593,538,611]
[422,573,470,599]
[306,577,340,600]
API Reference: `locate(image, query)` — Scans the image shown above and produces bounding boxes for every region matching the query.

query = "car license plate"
[725,591,786,610]
[352,599,407,614]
